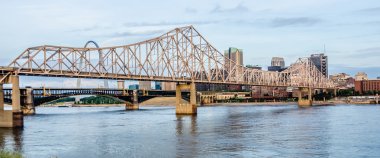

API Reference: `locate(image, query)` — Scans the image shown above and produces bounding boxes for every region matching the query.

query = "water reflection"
[280,107,330,157]
[176,115,198,157]
[0,128,23,152]
[0,105,379,157]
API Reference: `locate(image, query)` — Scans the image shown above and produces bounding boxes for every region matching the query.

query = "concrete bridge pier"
[0,75,23,128]
[200,95,215,105]
[125,90,139,110]
[176,82,197,115]
[322,89,327,102]
[22,87,35,115]
[298,87,313,107]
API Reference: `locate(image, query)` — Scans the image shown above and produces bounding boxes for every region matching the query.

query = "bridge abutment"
[125,90,139,110]
[176,82,197,115]
[298,87,313,107]
[0,75,23,128]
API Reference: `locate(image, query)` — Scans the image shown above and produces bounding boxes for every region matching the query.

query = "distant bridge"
[1,87,184,107]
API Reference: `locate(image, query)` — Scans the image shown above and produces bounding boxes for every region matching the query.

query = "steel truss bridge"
[2,25,335,89]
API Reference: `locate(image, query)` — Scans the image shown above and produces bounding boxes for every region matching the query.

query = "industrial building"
[355,79,380,94]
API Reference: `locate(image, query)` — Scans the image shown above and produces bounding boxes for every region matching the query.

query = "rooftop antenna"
[323,44,326,54]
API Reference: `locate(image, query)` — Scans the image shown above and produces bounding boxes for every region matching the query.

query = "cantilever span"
[0,25,338,127]
[6,25,335,89]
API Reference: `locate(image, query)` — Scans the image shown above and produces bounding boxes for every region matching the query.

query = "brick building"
[355,80,380,94]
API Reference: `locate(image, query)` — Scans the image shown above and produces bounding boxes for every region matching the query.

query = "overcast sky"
[0,0,379,87]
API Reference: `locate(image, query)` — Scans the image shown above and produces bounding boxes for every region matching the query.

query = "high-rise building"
[139,81,151,90]
[224,47,243,68]
[224,47,243,82]
[271,57,285,68]
[310,53,328,77]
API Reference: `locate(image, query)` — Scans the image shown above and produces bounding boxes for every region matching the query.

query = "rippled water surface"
[1,104,380,157]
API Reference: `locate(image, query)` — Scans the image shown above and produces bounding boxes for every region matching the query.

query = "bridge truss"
[6,26,335,89]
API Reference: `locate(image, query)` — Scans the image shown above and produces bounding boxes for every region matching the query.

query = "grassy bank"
[0,150,22,158]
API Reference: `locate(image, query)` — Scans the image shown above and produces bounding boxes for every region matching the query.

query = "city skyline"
[0,0,379,88]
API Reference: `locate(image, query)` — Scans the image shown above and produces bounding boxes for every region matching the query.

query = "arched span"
[77,41,109,88]
[35,95,127,106]
[84,40,100,48]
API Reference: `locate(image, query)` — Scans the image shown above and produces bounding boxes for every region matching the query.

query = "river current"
[0,104,379,157]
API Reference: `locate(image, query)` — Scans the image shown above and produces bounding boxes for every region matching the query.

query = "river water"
[0,104,379,158]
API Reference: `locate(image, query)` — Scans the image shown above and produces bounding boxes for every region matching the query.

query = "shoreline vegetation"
[0,150,22,158]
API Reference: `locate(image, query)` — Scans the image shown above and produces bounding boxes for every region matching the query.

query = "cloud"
[69,25,103,32]
[185,8,198,13]
[123,20,219,27]
[355,47,380,56]
[211,3,250,13]
[357,6,380,13]
[107,29,166,38]
[270,17,322,27]
[68,20,220,35]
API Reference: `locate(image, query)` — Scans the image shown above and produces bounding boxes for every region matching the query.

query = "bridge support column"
[334,88,338,101]
[0,75,23,128]
[125,90,139,110]
[0,84,3,111]
[176,82,197,115]
[322,89,327,102]
[117,80,124,89]
[298,87,313,107]
[22,87,35,115]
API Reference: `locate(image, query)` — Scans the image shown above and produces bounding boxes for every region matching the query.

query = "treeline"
[48,97,75,104]
[336,88,379,96]
[47,95,124,105]
[77,96,124,104]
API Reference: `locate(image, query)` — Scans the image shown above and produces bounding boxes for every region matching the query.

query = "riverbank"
[140,97,188,106]
[203,102,297,106]
[41,103,124,107]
